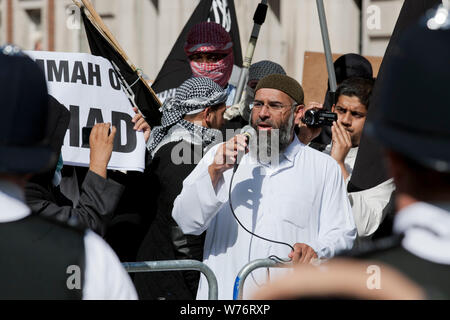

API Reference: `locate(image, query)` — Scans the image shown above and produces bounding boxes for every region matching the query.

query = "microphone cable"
[228,159,294,262]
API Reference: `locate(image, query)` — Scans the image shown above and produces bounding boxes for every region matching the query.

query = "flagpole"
[80,0,127,62]
[316,0,337,104]
[232,0,268,105]
[73,0,161,108]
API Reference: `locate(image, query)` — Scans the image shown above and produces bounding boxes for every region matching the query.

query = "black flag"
[81,10,162,127]
[151,0,243,102]
[348,0,441,192]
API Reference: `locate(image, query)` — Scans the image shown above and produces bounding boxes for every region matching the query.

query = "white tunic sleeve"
[310,160,358,258]
[348,178,396,237]
[172,143,228,235]
[82,230,137,300]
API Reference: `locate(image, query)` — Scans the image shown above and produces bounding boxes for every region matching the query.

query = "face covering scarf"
[184,22,234,88]
[189,52,234,88]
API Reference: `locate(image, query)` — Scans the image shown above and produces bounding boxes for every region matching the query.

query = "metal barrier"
[233,257,292,300]
[123,260,218,300]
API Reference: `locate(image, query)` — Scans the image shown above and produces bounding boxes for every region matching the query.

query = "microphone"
[233,0,269,105]
[233,125,256,173]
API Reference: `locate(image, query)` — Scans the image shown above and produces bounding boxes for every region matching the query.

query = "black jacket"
[134,140,206,300]
[26,169,124,236]
[25,96,124,236]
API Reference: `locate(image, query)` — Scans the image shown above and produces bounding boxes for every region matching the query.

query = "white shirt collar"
[255,135,303,172]
[0,180,31,223]
[283,134,303,163]
[347,146,359,159]
[394,202,450,265]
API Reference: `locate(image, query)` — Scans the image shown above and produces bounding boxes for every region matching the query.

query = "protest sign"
[27,50,146,172]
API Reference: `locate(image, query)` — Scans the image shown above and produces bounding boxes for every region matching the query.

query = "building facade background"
[0,0,403,83]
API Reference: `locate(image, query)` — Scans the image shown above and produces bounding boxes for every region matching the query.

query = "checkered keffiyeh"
[184,22,234,88]
[148,77,228,156]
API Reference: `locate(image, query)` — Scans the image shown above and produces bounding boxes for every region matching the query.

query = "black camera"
[301,109,337,127]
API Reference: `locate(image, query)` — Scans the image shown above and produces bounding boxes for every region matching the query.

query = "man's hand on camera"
[331,121,352,180]
[297,102,323,145]
[89,123,117,179]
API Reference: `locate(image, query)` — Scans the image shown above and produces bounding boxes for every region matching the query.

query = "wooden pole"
[48,0,55,51]
[73,0,161,105]
[80,0,128,61]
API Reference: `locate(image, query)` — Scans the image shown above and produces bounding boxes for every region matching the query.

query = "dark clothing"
[134,141,205,300]
[26,96,139,260]
[339,201,450,299]
[349,0,441,192]
[0,214,85,300]
[103,168,156,262]
[42,165,153,263]
[26,169,124,237]
[222,115,248,133]
[27,96,126,238]
[350,236,450,299]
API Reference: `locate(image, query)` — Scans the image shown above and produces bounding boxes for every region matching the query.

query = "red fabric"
[184,22,234,88]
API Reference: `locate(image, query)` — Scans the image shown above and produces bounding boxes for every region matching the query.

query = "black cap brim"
[0,146,55,174]
[366,121,450,173]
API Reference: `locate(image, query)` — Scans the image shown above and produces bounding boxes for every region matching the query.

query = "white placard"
[26,51,146,172]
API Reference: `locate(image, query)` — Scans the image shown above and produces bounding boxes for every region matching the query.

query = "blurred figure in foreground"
[0,48,136,299]
[254,12,450,300]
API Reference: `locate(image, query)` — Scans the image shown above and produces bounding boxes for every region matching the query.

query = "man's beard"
[250,111,295,164]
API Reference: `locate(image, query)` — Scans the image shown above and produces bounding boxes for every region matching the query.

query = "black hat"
[334,53,373,84]
[256,74,304,105]
[366,17,450,172]
[0,48,54,174]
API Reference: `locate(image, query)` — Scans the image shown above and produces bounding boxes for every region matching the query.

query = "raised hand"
[89,123,117,178]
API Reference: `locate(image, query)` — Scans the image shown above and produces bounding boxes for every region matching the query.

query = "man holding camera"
[324,77,373,181]
[299,77,395,240]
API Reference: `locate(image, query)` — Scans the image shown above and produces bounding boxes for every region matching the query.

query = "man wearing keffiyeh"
[147,77,227,157]
[184,21,236,106]
[134,77,227,300]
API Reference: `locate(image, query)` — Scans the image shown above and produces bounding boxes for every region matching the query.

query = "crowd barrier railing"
[123,260,218,300]
[233,257,292,300]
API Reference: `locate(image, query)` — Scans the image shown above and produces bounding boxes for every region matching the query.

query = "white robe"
[173,136,357,300]
[0,180,137,300]
[323,144,396,238]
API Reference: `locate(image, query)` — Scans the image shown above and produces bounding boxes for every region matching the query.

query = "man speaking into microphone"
[172,74,356,300]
